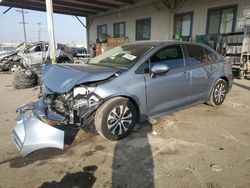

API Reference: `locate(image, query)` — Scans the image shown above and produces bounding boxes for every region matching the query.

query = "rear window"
[186,44,206,66]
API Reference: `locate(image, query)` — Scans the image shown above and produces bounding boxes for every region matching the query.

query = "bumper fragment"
[12,100,65,157]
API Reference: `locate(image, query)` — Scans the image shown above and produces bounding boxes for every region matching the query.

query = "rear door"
[184,44,212,103]
[145,44,191,117]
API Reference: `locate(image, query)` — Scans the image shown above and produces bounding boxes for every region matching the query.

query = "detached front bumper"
[12,100,65,157]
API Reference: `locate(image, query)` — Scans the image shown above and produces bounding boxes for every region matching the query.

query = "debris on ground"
[210,164,222,172]
[12,70,38,89]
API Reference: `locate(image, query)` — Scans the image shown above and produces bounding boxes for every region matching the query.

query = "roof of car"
[125,40,218,54]
[126,40,207,47]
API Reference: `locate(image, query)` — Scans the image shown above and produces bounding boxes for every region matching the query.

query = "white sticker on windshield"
[122,54,137,61]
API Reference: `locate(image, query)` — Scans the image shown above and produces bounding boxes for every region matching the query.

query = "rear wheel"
[95,97,137,141]
[208,79,228,106]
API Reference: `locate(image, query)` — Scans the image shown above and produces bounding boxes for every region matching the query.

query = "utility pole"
[37,22,41,41]
[45,0,56,63]
[16,9,28,42]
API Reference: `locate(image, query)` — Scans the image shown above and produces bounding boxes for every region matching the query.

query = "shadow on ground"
[111,121,155,188]
[38,165,98,188]
[37,121,155,188]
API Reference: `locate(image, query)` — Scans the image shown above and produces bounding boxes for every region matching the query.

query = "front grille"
[12,130,23,150]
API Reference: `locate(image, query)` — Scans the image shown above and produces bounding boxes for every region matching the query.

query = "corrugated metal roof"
[0,0,135,17]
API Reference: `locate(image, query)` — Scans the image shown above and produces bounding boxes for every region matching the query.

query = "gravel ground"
[0,73,249,188]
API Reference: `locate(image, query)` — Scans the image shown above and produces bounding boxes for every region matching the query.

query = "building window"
[207,5,237,34]
[136,18,151,40]
[114,22,125,38]
[174,12,193,38]
[97,24,107,39]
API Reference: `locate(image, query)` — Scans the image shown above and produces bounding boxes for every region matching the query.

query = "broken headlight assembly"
[72,86,103,126]
[73,86,99,109]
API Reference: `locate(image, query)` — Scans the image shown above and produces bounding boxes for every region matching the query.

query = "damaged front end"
[12,85,103,157]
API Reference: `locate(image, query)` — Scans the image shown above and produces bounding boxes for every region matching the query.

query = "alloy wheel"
[214,82,226,104]
[107,105,133,136]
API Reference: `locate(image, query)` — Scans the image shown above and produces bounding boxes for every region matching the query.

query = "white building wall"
[88,0,250,46]
[177,0,250,37]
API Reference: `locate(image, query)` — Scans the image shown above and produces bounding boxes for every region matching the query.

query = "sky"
[0,5,86,45]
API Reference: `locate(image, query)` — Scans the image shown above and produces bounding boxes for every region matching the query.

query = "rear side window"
[151,45,184,69]
[204,48,218,62]
[186,44,206,66]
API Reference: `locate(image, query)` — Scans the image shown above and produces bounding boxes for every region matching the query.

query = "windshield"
[89,44,153,69]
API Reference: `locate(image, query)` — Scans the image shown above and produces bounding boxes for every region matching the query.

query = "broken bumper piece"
[12,100,65,157]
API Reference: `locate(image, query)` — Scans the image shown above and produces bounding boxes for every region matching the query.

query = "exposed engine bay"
[42,84,103,127]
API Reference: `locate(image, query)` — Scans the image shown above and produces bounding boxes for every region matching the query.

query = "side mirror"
[150,64,170,75]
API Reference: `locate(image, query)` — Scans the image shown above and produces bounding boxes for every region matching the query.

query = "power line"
[16,9,28,42]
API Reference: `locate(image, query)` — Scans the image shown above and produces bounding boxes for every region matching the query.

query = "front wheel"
[95,97,137,141]
[9,61,24,73]
[208,79,228,106]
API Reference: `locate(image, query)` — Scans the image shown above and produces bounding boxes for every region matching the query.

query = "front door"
[25,45,44,65]
[145,45,191,117]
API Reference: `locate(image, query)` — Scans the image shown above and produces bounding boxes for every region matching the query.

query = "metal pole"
[37,22,41,41]
[16,9,28,42]
[86,19,90,49]
[45,0,56,63]
[21,9,27,42]
[2,7,12,15]
[75,16,88,48]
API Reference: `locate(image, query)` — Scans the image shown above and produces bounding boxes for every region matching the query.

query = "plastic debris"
[210,164,222,172]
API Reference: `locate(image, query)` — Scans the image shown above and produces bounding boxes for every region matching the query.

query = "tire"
[12,70,38,89]
[9,61,24,73]
[95,97,137,141]
[208,79,228,107]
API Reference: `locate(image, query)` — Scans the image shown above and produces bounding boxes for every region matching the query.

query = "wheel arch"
[103,95,141,122]
[220,76,229,85]
[207,74,230,101]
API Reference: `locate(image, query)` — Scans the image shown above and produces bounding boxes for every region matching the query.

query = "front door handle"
[209,65,216,71]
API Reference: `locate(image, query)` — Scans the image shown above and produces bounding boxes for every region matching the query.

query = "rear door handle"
[182,71,190,77]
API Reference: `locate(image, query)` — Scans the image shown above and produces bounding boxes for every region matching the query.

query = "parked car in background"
[13,41,233,156]
[69,47,87,58]
[8,42,74,72]
[0,42,27,71]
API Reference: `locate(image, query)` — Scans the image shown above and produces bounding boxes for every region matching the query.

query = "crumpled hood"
[0,50,18,60]
[42,63,118,93]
